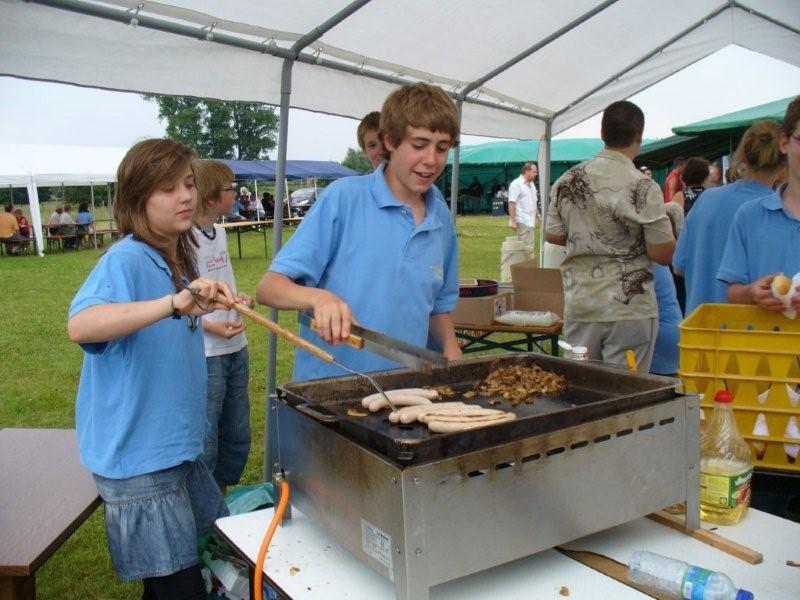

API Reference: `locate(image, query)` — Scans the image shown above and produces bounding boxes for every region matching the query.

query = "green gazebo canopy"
[448,138,605,165]
[672,96,791,136]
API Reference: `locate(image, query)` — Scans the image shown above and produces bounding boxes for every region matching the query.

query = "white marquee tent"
[1,0,798,473]
[0,143,127,256]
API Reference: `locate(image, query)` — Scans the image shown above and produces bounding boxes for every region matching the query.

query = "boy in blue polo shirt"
[257,83,462,380]
[718,95,800,311]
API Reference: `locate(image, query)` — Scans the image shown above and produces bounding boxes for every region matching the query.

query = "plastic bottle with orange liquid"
[699,390,752,525]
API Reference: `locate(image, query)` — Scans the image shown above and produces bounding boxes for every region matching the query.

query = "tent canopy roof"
[637,94,794,166]
[2,0,797,142]
[222,159,358,181]
[449,138,607,166]
[0,143,127,187]
[0,144,358,187]
[672,95,792,135]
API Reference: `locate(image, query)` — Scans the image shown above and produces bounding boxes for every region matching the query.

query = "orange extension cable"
[253,479,290,600]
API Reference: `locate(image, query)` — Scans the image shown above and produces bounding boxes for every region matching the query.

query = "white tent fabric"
[1,0,797,140]
[0,144,126,256]
[0,144,125,187]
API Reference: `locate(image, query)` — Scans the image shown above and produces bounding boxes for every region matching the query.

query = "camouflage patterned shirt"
[546,149,674,322]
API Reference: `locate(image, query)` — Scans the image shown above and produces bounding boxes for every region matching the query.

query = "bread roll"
[771,274,792,296]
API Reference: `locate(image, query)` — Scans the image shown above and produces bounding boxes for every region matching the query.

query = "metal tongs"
[219,297,403,411]
[298,311,447,373]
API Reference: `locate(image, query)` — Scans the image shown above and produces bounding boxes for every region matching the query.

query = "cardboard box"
[510,260,564,317]
[452,292,512,326]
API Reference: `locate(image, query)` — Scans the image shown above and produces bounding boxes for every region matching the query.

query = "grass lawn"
[0,214,521,598]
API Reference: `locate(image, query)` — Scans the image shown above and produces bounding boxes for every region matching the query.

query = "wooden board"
[647,510,763,565]
[555,547,669,600]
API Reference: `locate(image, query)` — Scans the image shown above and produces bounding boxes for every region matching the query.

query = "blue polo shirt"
[673,179,774,316]
[69,236,207,479]
[270,164,459,381]
[650,264,681,375]
[718,184,800,287]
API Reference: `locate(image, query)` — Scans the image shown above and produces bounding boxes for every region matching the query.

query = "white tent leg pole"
[263,0,373,482]
[27,176,44,257]
[285,177,291,218]
[449,99,463,219]
[90,183,97,249]
[254,180,260,220]
[538,121,552,267]
[265,57,293,482]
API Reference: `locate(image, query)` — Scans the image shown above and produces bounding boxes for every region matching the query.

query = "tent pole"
[449,99,463,219]
[264,0,374,482]
[538,121,552,267]
[27,175,45,257]
[264,57,293,482]
[254,180,260,220]
[90,183,97,249]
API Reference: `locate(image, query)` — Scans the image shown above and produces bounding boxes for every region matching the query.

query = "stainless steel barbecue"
[270,354,700,600]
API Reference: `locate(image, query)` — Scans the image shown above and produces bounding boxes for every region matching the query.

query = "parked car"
[289,187,321,215]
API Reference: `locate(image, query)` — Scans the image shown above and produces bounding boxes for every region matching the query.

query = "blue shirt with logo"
[673,179,774,316]
[718,184,800,286]
[69,236,207,478]
[269,165,459,380]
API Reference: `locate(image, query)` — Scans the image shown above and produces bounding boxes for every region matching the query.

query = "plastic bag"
[495,310,560,327]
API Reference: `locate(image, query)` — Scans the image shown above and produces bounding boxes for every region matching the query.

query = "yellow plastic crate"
[679,304,800,472]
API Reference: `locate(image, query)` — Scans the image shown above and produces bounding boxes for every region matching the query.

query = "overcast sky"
[1,45,799,161]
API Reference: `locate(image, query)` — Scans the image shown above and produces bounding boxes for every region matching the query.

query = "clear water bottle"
[628,551,753,600]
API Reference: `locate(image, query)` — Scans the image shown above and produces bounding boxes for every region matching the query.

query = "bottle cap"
[714,390,733,403]
[735,590,754,600]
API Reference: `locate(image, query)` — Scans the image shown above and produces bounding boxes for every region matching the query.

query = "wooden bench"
[0,238,32,256]
[42,226,78,252]
[0,428,100,600]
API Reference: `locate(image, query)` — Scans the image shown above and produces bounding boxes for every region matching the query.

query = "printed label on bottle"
[699,467,752,508]
[681,566,712,600]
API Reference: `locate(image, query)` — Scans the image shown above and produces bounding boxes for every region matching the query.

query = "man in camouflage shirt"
[546,101,674,371]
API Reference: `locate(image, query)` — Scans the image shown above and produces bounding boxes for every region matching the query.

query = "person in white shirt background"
[508,161,539,260]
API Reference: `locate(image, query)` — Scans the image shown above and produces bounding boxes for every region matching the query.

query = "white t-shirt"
[194,223,247,357]
[508,175,538,227]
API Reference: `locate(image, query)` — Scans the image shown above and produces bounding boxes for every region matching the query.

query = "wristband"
[170,294,181,319]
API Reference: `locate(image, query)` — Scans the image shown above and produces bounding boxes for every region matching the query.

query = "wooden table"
[454,321,562,356]
[220,217,303,259]
[0,429,100,600]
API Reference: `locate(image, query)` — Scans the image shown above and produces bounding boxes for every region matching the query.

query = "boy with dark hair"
[357,111,386,169]
[546,100,674,372]
[257,83,462,380]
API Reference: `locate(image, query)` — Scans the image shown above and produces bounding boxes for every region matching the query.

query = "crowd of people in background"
[543,95,800,378]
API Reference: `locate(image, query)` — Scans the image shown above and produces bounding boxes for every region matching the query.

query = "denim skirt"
[93,460,228,581]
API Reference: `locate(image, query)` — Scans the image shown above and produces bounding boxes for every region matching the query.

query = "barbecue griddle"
[278,353,678,465]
